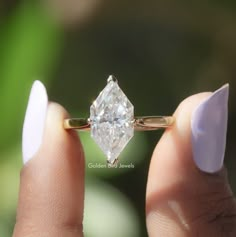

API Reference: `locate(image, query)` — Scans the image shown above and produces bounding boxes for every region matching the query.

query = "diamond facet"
[90,76,134,164]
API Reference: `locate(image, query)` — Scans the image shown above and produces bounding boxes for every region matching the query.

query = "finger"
[13,81,84,237]
[146,85,236,237]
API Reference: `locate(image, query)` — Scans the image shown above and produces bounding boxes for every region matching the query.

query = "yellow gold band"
[64,116,174,131]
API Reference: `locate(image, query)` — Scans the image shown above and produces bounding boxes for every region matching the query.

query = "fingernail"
[191,84,229,173]
[22,80,48,164]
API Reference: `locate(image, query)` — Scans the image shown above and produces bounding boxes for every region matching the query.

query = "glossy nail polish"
[191,84,229,173]
[22,80,48,164]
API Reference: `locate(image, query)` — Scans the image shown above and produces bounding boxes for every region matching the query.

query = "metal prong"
[107,158,119,167]
[107,75,118,84]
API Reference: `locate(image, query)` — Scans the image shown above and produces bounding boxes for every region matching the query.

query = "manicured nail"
[22,81,48,164]
[191,84,229,173]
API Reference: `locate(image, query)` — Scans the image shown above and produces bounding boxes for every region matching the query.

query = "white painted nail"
[22,80,48,164]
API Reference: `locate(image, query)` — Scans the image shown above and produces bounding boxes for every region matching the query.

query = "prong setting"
[107,75,118,84]
[107,158,119,166]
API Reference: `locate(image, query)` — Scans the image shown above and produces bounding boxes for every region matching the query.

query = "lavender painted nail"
[191,84,229,173]
[22,80,48,164]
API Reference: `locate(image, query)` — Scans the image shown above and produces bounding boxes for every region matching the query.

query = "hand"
[13,81,236,236]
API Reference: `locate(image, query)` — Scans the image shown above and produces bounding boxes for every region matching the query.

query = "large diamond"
[90,75,134,164]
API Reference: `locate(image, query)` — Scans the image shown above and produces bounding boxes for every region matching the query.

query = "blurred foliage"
[0,1,236,237]
[0,146,21,235]
[0,1,62,153]
[0,1,62,235]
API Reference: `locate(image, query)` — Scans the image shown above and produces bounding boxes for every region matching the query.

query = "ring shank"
[64,116,174,131]
[134,116,174,131]
[64,118,91,131]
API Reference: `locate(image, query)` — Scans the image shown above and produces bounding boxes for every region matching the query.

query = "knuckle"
[192,190,236,236]
[208,196,236,236]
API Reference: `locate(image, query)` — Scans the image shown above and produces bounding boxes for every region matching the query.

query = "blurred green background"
[0,1,236,236]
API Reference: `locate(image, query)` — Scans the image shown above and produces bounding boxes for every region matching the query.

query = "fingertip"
[40,102,83,159]
[15,102,85,236]
[173,92,212,139]
[149,92,212,175]
[146,90,235,237]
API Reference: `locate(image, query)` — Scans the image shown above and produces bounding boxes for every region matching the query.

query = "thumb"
[13,81,84,237]
[146,85,236,236]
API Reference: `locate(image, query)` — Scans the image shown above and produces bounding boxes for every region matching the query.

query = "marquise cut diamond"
[90,76,134,164]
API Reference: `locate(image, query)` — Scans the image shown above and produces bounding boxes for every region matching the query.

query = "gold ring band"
[64,116,174,131]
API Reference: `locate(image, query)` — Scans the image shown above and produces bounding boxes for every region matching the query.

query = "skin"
[13,93,236,237]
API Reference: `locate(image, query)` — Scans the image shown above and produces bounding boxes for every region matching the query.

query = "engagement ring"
[64,75,174,164]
